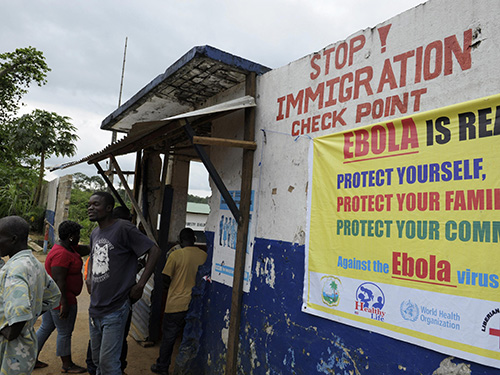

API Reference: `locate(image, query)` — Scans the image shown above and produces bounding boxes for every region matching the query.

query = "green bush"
[0,162,38,218]
[68,188,96,245]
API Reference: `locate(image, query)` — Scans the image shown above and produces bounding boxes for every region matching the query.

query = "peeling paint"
[316,337,363,375]
[221,309,230,348]
[249,338,259,369]
[283,347,296,369]
[432,357,471,375]
[255,256,276,288]
[265,324,273,335]
[293,229,306,246]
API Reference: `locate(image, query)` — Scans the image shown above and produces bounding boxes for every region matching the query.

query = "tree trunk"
[33,149,45,207]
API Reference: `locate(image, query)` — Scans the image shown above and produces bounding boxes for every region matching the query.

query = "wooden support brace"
[94,162,127,208]
[192,136,257,150]
[110,155,158,245]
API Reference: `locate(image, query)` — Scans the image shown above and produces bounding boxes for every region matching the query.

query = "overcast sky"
[1,0,424,197]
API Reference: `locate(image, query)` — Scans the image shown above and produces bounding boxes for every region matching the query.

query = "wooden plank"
[192,136,257,150]
[94,162,127,208]
[182,121,241,223]
[110,155,158,245]
[225,72,256,375]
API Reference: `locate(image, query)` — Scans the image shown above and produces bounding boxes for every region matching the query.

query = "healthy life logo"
[321,275,341,307]
[354,282,386,321]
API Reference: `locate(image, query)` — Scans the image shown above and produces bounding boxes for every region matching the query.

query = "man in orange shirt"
[151,228,207,375]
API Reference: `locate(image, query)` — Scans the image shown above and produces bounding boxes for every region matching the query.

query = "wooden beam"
[192,136,257,150]
[182,120,241,223]
[94,162,127,208]
[110,155,158,245]
[225,72,257,375]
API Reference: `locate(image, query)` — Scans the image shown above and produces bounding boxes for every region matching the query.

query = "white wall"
[252,0,497,242]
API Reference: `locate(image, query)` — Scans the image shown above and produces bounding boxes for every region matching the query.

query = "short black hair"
[0,216,29,241]
[179,228,196,243]
[91,191,115,209]
[58,220,82,240]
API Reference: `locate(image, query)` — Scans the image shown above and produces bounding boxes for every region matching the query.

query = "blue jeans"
[89,299,130,375]
[36,305,78,357]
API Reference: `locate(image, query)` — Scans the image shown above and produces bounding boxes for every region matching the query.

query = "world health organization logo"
[400,299,419,322]
[321,275,341,307]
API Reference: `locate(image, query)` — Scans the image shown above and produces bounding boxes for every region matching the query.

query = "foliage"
[0,47,50,122]
[68,188,96,244]
[4,109,79,205]
[24,206,46,233]
[0,162,38,218]
[188,193,209,204]
[72,172,106,192]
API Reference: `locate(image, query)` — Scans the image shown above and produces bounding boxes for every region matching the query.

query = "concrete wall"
[197,0,499,374]
[43,175,72,244]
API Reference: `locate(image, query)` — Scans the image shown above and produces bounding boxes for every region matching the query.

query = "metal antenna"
[109,37,128,187]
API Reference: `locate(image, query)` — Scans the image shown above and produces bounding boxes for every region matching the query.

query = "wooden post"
[110,155,158,244]
[225,72,256,375]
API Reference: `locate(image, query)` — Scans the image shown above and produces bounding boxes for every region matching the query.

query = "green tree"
[5,109,79,205]
[73,172,106,192]
[0,47,50,122]
[68,188,96,243]
[188,193,209,204]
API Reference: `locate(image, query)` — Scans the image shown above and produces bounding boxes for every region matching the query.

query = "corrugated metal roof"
[102,45,271,133]
[49,95,257,171]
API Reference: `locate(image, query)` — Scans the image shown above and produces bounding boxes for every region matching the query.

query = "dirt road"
[33,252,161,375]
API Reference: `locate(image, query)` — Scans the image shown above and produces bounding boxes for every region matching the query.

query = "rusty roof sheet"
[101,45,270,133]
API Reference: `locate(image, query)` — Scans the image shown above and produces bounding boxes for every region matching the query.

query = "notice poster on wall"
[303,94,500,368]
[211,190,255,293]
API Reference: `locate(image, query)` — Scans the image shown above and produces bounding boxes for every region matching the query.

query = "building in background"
[185,202,209,244]
[55,1,500,373]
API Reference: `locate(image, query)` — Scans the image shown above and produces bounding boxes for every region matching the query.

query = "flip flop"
[61,364,87,373]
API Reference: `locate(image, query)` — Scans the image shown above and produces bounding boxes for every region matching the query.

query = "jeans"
[155,311,188,373]
[36,304,78,357]
[89,299,131,375]
[86,308,132,374]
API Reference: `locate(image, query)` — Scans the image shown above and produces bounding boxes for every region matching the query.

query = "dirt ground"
[32,251,166,375]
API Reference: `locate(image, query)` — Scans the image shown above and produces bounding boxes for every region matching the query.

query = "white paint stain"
[263,257,276,288]
[255,259,261,277]
[254,257,276,288]
[265,324,273,335]
[249,338,259,369]
[221,309,230,348]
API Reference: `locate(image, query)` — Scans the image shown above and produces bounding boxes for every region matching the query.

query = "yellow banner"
[305,93,500,367]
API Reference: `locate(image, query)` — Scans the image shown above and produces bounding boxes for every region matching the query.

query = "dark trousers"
[155,311,187,372]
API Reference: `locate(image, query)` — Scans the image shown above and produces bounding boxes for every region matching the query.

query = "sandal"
[61,364,87,373]
[35,360,49,369]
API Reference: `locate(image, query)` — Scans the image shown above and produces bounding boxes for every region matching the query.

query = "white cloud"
[2,0,424,196]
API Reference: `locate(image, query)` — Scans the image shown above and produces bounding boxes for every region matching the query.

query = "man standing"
[87,192,160,375]
[152,228,207,375]
[0,215,61,374]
